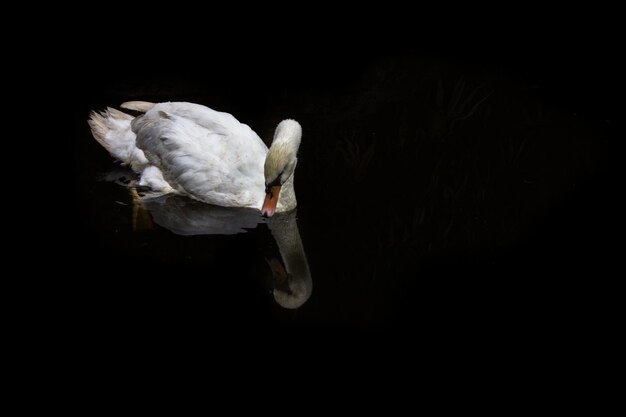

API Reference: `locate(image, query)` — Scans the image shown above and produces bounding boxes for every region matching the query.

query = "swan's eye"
[265,173,283,193]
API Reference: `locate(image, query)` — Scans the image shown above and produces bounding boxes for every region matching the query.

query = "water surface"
[69,55,613,340]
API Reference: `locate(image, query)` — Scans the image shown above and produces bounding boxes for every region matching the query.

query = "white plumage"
[88,101,302,215]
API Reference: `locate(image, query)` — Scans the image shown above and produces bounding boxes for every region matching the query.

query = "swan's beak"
[261,185,281,217]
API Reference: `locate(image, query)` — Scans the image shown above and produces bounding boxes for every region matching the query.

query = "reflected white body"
[141,195,312,308]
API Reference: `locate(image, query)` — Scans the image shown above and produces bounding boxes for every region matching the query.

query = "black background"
[38,9,620,396]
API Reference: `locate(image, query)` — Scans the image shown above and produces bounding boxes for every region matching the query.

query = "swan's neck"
[276,173,297,213]
[268,211,312,308]
[265,119,301,213]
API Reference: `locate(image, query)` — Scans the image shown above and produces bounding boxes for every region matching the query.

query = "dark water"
[61,50,617,363]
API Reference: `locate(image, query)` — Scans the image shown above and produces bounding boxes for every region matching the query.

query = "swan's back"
[133,102,240,135]
[133,102,268,208]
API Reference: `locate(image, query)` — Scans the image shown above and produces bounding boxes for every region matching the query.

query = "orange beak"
[261,185,281,217]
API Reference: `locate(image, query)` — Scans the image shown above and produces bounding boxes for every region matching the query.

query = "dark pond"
[64,50,615,353]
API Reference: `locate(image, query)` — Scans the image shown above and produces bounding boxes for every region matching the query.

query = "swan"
[88,101,302,217]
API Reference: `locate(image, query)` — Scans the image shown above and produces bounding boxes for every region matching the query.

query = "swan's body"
[88,101,301,216]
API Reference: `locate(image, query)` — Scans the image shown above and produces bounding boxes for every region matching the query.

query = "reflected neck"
[268,210,312,308]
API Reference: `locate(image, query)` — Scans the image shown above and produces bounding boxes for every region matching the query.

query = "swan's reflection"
[264,210,312,309]
[135,191,312,309]
[143,193,265,235]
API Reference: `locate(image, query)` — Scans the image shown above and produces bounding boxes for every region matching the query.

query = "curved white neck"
[265,119,302,213]
[276,172,297,213]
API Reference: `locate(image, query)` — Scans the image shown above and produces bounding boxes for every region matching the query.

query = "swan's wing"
[146,102,260,139]
[133,105,268,208]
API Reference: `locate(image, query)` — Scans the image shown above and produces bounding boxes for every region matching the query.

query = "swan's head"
[262,119,302,217]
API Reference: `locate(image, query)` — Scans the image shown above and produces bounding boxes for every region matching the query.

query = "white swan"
[88,101,302,217]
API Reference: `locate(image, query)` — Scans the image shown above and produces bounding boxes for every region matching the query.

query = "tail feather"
[121,101,156,112]
[88,107,148,172]
[88,108,132,148]
[87,110,112,151]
